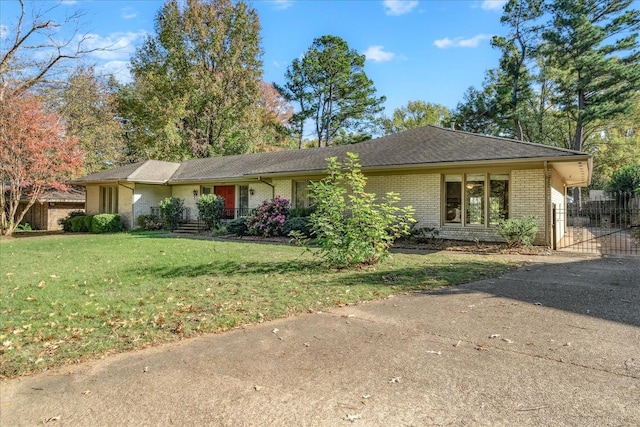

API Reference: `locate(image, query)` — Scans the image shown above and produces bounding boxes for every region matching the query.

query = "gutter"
[257,177,275,199]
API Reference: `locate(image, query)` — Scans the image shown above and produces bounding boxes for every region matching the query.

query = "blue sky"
[2,0,514,114]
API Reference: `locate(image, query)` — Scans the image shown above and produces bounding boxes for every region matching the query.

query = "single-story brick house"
[71,126,592,246]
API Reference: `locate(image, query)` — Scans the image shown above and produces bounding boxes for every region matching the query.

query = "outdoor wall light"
[249,188,255,196]
[193,189,198,199]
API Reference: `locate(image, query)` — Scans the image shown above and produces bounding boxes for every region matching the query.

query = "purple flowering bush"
[245,196,290,237]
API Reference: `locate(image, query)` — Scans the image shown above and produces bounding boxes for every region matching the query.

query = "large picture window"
[443,173,508,226]
[100,186,118,214]
[293,180,310,209]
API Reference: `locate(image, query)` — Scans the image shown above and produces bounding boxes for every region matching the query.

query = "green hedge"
[70,216,88,232]
[283,217,313,237]
[91,214,123,233]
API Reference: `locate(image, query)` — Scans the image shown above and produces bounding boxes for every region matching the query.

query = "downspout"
[543,161,550,247]
[257,177,275,199]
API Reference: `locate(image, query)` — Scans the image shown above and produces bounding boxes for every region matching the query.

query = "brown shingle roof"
[71,160,181,183]
[74,126,590,184]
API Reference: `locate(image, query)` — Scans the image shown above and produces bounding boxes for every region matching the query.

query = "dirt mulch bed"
[213,234,551,256]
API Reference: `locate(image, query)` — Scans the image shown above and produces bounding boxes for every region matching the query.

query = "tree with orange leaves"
[1,94,84,236]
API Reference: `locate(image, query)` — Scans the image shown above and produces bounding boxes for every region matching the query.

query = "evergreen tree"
[279,35,385,147]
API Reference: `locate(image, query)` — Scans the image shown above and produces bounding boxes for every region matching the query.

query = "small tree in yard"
[159,197,185,231]
[196,194,225,230]
[1,95,83,236]
[309,153,415,268]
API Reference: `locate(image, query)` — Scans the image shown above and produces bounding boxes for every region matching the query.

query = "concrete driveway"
[1,254,639,426]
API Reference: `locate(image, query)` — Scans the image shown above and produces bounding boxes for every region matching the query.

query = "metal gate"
[554,192,639,255]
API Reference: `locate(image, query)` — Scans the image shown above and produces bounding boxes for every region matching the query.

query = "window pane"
[239,185,249,215]
[489,174,509,224]
[465,174,485,225]
[294,181,309,209]
[445,175,462,223]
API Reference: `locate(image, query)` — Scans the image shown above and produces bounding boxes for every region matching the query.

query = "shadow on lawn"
[133,256,513,292]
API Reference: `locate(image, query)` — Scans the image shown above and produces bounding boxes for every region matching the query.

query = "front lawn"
[0,232,520,377]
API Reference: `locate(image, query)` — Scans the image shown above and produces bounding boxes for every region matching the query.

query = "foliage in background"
[309,153,416,268]
[496,216,539,247]
[381,100,451,135]
[606,164,640,195]
[246,197,290,237]
[116,0,263,161]
[0,95,84,236]
[53,67,125,174]
[196,194,225,230]
[159,197,185,231]
[276,35,385,147]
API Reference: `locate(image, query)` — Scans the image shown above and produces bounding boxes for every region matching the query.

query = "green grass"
[0,232,521,378]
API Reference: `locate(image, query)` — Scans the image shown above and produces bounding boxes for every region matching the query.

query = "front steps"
[172,221,200,234]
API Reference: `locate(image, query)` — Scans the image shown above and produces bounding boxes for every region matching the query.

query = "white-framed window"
[100,186,118,214]
[443,173,509,226]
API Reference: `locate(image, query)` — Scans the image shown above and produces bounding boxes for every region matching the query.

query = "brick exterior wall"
[511,169,547,245]
[133,184,172,229]
[117,185,134,229]
[367,173,440,228]
[85,185,99,215]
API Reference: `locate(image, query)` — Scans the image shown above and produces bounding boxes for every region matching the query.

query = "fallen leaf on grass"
[272,328,279,334]
[389,377,401,384]
[253,385,264,391]
[475,343,490,351]
[346,413,363,422]
[82,390,91,395]
[426,350,442,355]
[489,334,501,339]
[502,338,514,344]
[43,415,60,423]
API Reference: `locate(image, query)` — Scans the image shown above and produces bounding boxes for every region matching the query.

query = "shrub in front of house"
[70,215,89,232]
[283,217,313,238]
[226,217,248,236]
[83,215,94,232]
[288,206,316,218]
[136,214,164,230]
[496,216,538,247]
[90,214,123,233]
[196,194,225,230]
[60,210,85,232]
[246,196,290,237]
[159,197,185,231]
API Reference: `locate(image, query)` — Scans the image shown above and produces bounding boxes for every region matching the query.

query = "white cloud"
[0,25,8,40]
[96,60,132,83]
[121,7,137,20]
[272,0,294,10]
[434,34,491,48]
[78,31,147,61]
[364,45,395,62]
[383,0,419,16]
[481,0,507,11]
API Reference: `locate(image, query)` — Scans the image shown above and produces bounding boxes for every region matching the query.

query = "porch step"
[173,222,201,234]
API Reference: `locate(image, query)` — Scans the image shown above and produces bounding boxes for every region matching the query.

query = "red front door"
[214,186,235,218]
